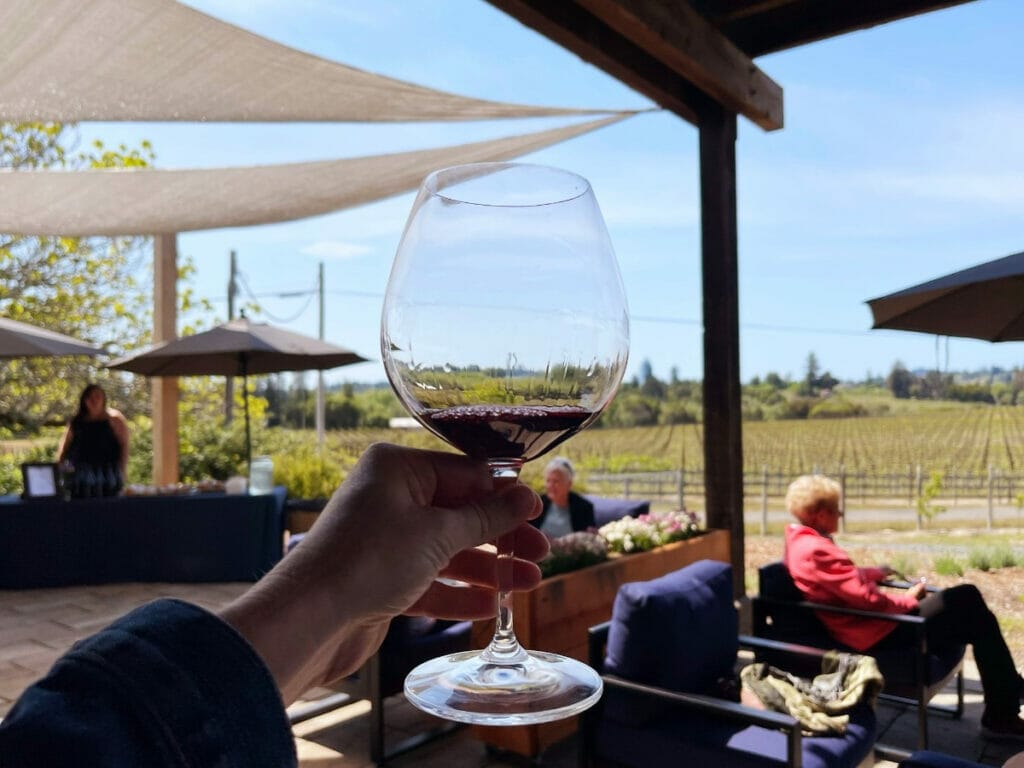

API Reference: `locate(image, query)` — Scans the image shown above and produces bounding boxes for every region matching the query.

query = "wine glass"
[381,162,629,725]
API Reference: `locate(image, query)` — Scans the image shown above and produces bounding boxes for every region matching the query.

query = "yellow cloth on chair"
[740,651,884,735]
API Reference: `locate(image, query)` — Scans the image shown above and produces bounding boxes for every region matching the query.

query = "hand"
[219,443,547,704]
[907,579,928,601]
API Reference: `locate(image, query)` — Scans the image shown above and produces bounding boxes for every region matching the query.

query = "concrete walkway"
[1,581,1021,766]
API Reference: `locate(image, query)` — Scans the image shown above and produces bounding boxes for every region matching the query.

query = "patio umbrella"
[0,317,101,358]
[867,250,1024,341]
[107,317,368,466]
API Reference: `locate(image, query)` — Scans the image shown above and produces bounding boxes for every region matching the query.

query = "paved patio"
[0,581,1021,767]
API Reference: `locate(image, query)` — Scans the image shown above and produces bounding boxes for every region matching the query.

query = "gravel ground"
[744,530,1024,660]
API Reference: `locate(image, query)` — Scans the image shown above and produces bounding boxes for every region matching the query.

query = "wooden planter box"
[470,528,731,757]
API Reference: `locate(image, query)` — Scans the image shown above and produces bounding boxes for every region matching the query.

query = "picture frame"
[21,462,60,499]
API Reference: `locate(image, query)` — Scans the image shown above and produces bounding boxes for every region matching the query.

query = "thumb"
[438,483,541,554]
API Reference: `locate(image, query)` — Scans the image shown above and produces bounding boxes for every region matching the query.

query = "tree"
[638,359,653,385]
[639,372,667,399]
[886,361,915,399]
[800,352,820,396]
[0,123,155,432]
[817,371,839,391]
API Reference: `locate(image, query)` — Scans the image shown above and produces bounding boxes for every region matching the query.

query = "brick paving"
[0,582,1020,766]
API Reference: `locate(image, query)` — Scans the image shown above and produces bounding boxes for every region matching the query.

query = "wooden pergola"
[484,0,976,594]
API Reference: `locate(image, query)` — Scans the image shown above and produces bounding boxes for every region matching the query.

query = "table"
[0,488,286,588]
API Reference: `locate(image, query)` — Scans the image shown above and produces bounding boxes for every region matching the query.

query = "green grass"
[933,555,964,577]
[967,543,1021,572]
[888,554,920,579]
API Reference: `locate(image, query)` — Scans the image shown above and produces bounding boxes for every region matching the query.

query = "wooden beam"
[575,0,783,130]
[698,104,745,599]
[717,0,976,57]
[487,0,716,127]
[152,234,178,486]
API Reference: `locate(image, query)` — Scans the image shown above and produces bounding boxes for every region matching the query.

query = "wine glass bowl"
[382,162,629,725]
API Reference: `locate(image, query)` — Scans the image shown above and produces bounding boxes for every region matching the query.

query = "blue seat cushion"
[898,751,987,768]
[597,700,876,768]
[585,495,650,527]
[604,559,736,723]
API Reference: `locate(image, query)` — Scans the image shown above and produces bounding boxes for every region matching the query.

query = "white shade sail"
[0,114,632,236]
[0,0,615,123]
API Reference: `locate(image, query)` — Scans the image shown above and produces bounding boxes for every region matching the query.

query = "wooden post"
[760,465,768,536]
[921,466,929,532]
[698,103,744,598]
[988,465,995,530]
[152,234,179,485]
[839,464,846,534]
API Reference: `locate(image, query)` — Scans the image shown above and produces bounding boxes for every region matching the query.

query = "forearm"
[218,563,377,705]
[0,600,296,767]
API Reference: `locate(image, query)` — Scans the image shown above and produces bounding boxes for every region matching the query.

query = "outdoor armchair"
[581,559,877,768]
[752,561,964,751]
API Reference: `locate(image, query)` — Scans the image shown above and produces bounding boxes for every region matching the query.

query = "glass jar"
[249,455,274,495]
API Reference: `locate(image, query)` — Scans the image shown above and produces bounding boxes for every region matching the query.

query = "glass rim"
[422,162,591,208]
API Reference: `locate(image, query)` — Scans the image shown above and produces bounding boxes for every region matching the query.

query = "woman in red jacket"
[784,474,1024,741]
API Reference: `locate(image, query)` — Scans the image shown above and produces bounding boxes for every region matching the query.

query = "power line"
[631,314,871,337]
[236,271,318,323]
[208,289,874,338]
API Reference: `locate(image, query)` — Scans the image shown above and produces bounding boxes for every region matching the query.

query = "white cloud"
[300,241,373,260]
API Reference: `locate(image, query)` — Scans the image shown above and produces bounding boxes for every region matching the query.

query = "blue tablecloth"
[0,488,286,588]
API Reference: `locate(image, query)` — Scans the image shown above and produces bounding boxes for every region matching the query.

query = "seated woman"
[531,456,594,538]
[784,474,1024,741]
[57,384,130,497]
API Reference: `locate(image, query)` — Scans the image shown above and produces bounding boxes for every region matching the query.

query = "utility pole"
[225,250,237,424]
[316,261,326,448]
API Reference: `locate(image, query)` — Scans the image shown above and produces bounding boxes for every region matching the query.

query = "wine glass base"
[404,649,603,726]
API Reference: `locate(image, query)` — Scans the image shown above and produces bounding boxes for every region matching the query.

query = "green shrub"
[990,543,1019,569]
[933,555,964,577]
[0,454,22,495]
[768,396,815,420]
[967,545,1018,572]
[888,554,918,579]
[272,446,349,499]
[915,471,946,525]
[968,548,994,572]
[808,397,866,419]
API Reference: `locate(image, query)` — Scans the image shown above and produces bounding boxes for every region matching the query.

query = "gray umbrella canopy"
[0,317,101,358]
[867,250,1024,342]
[106,317,367,375]
[107,317,369,465]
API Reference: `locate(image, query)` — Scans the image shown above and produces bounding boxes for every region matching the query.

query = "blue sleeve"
[0,598,296,768]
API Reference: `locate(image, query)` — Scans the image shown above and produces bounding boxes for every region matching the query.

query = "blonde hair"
[785,474,841,523]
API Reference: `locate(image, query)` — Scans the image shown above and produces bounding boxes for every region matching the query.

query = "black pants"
[872,584,1018,718]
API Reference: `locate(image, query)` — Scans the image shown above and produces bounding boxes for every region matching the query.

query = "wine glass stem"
[483,460,528,664]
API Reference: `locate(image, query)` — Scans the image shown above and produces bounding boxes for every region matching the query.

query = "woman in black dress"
[57,384,130,497]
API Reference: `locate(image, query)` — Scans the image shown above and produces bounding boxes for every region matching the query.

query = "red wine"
[423,405,593,461]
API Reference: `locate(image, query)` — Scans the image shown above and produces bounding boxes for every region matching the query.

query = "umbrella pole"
[242,358,252,474]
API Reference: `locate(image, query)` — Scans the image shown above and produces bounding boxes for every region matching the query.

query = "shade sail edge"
[0,113,635,236]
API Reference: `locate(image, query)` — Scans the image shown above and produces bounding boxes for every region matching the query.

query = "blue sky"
[80,0,1024,385]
